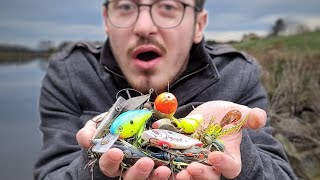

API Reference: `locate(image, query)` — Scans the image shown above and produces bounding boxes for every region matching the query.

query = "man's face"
[103,0,207,93]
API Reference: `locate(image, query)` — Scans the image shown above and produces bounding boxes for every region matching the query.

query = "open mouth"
[136,51,160,61]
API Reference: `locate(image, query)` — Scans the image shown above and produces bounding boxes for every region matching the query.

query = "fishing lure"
[91,109,152,153]
[141,129,203,150]
[88,91,250,176]
[171,114,203,134]
[152,114,203,134]
[192,109,248,152]
[110,109,152,138]
[154,92,178,118]
[153,92,203,134]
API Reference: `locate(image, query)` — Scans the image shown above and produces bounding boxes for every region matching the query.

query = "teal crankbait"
[110,109,152,138]
[91,109,152,153]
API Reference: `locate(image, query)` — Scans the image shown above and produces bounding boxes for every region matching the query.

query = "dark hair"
[195,0,206,10]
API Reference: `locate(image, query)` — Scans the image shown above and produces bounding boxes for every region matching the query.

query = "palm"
[189,100,248,151]
[180,100,264,179]
[77,100,266,180]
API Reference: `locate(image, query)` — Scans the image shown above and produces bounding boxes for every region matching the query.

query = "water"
[0,59,47,180]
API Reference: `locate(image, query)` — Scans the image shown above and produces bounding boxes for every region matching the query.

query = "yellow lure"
[172,114,203,134]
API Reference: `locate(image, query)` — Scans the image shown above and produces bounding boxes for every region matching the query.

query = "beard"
[114,33,191,94]
[127,71,171,94]
[124,51,190,95]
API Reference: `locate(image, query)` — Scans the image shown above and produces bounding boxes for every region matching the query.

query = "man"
[34,0,296,179]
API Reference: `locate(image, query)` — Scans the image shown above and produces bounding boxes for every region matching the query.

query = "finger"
[175,169,191,180]
[122,157,154,180]
[76,120,97,149]
[185,162,221,180]
[208,151,241,179]
[188,101,251,124]
[148,166,171,180]
[244,107,267,129]
[99,148,124,177]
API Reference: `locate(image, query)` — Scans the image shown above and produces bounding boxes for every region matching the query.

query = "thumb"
[208,151,242,179]
[76,119,97,149]
[245,108,267,130]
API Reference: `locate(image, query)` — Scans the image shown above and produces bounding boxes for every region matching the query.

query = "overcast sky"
[0,0,319,47]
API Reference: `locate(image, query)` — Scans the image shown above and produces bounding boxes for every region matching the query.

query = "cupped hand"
[175,101,267,179]
[76,101,267,180]
[76,114,172,180]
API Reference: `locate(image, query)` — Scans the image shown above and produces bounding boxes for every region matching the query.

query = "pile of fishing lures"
[87,89,248,173]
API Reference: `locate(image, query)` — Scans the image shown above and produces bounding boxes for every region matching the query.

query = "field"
[234,31,320,180]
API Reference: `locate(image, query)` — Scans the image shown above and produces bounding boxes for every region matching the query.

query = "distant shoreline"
[0,43,54,63]
[0,50,51,63]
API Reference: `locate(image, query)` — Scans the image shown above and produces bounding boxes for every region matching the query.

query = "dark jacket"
[34,39,297,179]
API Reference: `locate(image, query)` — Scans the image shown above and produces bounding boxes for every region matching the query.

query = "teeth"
[137,51,159,61]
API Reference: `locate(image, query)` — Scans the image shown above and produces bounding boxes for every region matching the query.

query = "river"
[0,59,47,180]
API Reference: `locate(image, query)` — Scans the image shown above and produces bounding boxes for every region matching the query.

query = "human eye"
[155,0,179,13]
[114,0,136,13]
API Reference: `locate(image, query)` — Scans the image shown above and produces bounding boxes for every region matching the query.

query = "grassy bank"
[234,31,320,180]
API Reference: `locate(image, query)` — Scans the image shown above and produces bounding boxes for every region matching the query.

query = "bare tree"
[269,18,311,37]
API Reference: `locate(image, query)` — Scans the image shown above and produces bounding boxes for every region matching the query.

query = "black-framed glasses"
[104,0,201,29]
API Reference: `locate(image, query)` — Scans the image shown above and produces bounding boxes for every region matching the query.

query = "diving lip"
[131,46,162,70]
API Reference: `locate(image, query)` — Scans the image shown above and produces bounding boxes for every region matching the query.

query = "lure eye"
[117,126,123,132]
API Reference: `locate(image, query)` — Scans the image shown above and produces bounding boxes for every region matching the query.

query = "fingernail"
[249,118,260,129]
[190,167,204,176]
[138,162,152,173]
[156,172,171,179]
[107,151,121,162]
[210,155,223,165]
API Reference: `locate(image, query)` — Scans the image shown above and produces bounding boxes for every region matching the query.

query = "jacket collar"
[100,38,215,79]
[100,39,125,78]
[100,38,220,104]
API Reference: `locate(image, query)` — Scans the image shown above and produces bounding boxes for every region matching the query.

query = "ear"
[193,10,208,43]
[102,6,109,33]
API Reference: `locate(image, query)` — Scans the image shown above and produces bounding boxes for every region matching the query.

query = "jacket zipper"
[170,64,209,88]
[104,66,126,78]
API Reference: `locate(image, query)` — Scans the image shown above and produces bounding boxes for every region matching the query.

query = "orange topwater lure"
[154,92,178,116]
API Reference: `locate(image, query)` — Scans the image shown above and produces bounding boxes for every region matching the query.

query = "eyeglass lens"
[106,0,186,28]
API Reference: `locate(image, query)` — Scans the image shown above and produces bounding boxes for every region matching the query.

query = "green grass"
[234,30,320,53]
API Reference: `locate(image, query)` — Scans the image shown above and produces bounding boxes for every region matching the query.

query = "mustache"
[128,37,166,54]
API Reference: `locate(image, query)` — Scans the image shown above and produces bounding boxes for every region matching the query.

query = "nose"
[133,7,157,37]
